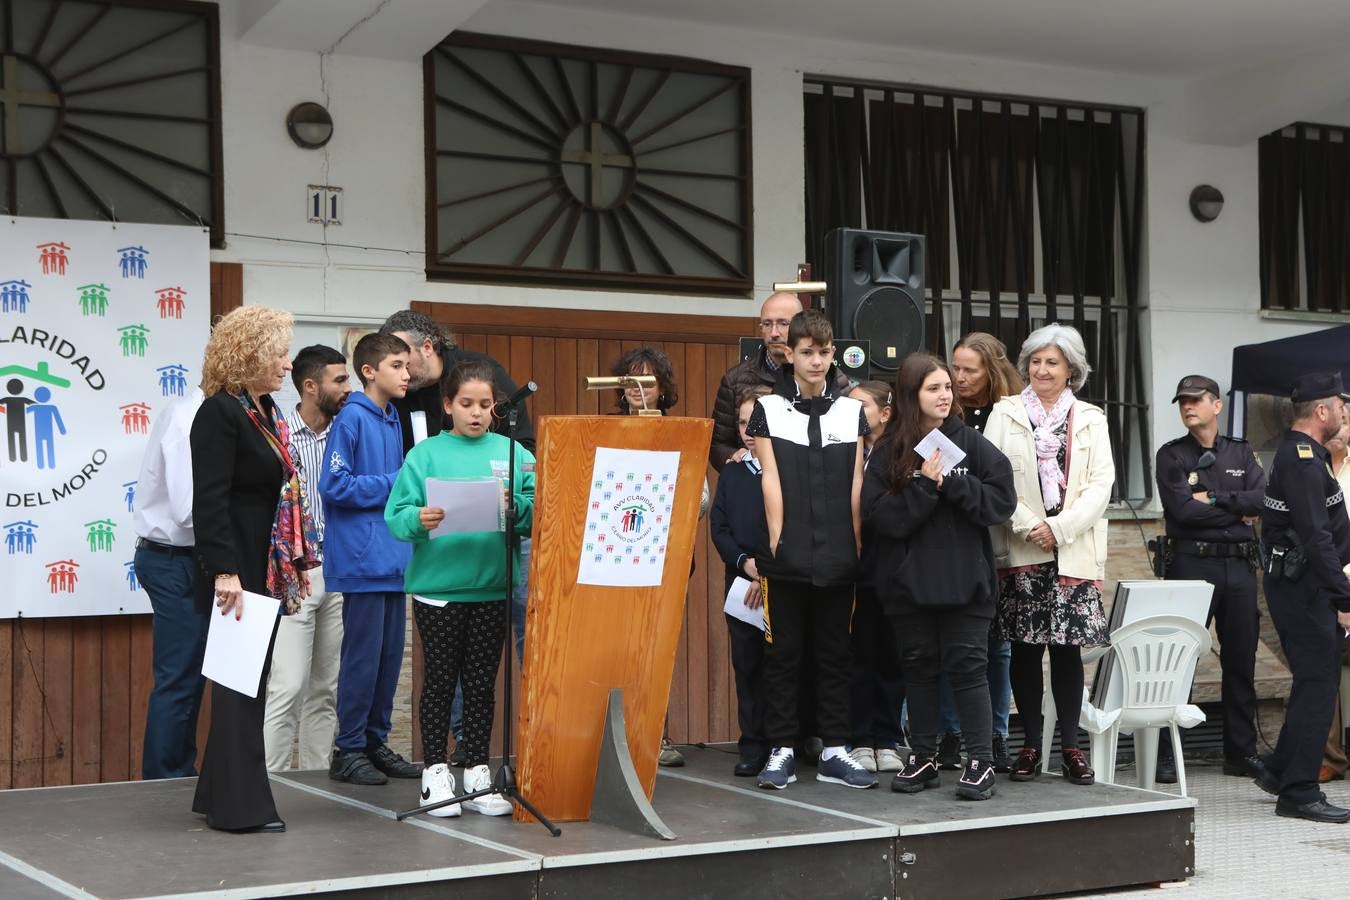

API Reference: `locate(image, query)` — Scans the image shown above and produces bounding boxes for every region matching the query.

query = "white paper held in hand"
[202,591,278,697]
[723,576,764,632]
[913,427,967,475]
[426,477,503,538]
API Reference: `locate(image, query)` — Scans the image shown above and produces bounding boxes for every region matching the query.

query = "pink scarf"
[1022,385,1074,511]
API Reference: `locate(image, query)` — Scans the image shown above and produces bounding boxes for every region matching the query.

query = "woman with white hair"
[983,323,1115,787]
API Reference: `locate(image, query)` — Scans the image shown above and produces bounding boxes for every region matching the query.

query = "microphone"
[494,381,537,418]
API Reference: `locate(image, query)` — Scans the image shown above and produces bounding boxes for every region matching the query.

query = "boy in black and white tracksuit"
[745,309,874,791]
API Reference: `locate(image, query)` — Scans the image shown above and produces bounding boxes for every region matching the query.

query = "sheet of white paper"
[913,427,967,475]
[410,410,429,445]
[577,447,682,587]
[426,478,502,538]
[723,576,764,631]
[201,591,278,698]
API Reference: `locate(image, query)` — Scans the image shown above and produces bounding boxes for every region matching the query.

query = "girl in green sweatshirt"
[385,360,535,817]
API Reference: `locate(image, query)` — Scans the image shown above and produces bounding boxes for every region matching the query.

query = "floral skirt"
[997,560,1107,647]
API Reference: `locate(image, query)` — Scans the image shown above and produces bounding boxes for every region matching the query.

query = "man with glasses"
[1154,375,1266,784]
[710,292,852,471]
[1256,372,1350,822]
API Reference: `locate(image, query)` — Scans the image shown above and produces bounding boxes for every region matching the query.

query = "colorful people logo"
[118,246,148,279]
[1,279,32,313]
[4,520,37,555]
[118,324,150,357]
[120,402,151,434]
[123,481,137,512]
[157,364,188,398]
[77,283,110,317]
[0,364,71,467]
[154,287,186,319]
[125,561,138,591]
[45,560,79,594]
[85,518,116,552]
[620,504,645,533]
[37,242,70,275]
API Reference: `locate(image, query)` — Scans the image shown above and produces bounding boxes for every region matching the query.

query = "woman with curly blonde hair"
[191,305,318,833]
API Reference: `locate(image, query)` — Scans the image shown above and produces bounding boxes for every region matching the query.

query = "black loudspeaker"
[822,228,925,373]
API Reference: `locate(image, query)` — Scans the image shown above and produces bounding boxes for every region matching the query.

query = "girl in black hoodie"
[862,354,1016,801]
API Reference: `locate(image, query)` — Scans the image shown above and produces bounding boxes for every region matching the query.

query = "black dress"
[190,390,284,830]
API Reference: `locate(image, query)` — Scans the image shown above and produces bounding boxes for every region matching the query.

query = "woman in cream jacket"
[983,324,1115,787]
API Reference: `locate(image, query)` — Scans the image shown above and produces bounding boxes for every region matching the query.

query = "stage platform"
[0,746,1194,899]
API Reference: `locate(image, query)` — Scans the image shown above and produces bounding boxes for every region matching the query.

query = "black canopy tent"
[1228,324,1350,439]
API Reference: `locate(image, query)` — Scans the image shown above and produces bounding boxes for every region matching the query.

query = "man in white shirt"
[134,384,207,780]
[263,345,352,771]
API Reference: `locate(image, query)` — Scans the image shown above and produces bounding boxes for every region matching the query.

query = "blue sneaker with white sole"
[756,747,797,790]
[817,750,879,788]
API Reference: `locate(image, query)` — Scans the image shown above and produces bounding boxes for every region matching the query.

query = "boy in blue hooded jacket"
[320,333,420,785]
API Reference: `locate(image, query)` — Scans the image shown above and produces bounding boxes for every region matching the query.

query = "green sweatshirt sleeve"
[385,450,429,543]
[514,444,536,533]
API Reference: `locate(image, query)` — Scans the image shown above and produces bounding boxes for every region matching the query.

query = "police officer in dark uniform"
[1257,372,1350,823]
[1154,375,1266,783]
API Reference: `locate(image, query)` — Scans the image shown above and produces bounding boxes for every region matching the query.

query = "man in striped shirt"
[264,345,352,771]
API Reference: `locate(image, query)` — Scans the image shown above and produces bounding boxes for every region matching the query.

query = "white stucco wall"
[210,0,1347,503]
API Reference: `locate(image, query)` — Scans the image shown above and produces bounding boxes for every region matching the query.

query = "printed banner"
[576,447,680,587]
[1,217,209,618]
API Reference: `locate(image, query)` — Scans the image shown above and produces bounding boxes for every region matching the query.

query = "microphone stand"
[397,383,559,835]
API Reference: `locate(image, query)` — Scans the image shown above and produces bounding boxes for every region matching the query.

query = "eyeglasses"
[759,319,793,331]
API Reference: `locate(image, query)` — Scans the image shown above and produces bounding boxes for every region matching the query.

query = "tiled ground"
[1081,763,1350,899]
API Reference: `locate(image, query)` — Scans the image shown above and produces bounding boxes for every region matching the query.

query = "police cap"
[1290,371,1350,403]
[1172,375,1220,403]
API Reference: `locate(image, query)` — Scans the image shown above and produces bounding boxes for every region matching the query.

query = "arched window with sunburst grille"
[0,0,222,243]
[425,32,753,295]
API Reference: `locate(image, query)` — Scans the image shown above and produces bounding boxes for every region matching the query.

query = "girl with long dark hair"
[862,354,1016,801]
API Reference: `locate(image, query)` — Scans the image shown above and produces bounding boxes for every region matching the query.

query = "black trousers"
[726,613,767,758]
[1266,574,1343,805]
[761,578,853,747]
[1166,553,1259,758]
[850,585,905,747]
[193,616,280,830]
[415,599,505,768]
[894,603,994,763]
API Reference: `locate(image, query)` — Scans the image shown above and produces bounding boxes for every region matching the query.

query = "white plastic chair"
[1100,615,1211,796]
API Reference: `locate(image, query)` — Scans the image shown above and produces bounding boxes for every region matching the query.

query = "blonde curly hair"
[201,306,294,396]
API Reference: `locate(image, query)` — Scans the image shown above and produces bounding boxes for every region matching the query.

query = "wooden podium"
[514,414,712,832]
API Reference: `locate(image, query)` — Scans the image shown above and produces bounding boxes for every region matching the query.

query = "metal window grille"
[803,77,1151,501]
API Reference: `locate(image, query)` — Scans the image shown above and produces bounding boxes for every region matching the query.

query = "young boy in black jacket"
[745,309,875,791]
[710,384,772,778]
[862,353,1016,801]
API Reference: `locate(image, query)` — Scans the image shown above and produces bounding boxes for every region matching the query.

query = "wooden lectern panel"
[515,415,712,823]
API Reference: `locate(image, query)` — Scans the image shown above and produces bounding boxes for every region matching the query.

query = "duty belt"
[1172,539,1256,559]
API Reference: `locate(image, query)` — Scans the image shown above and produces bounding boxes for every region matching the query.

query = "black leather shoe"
[1224,754,1266,778]
[212,819,286,834]
[1155,751,1178,785]
[368,743,422,779]
[1275,797,1350,823]
[734,750,766,777]
[797,737,823,767]
[330,749,388,785]
[1254,767,1280,797]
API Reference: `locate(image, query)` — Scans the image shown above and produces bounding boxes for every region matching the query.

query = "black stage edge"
[0,747,1193,900]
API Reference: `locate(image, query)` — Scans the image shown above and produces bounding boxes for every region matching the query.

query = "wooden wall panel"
[416,302,750,750]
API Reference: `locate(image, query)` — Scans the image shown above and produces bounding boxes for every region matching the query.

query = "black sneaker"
[329,749,387,785]
[891,754,941,793]
[992,734,1011,774]
[956,758,996,801]
[450,744,466,767]
[368,743,422,779]
[936,733,962,770]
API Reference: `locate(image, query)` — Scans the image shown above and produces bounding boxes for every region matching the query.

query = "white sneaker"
[463,764,513,817]
[848,746,878,773]
[875,747,905,772]
[420,763,461,818]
